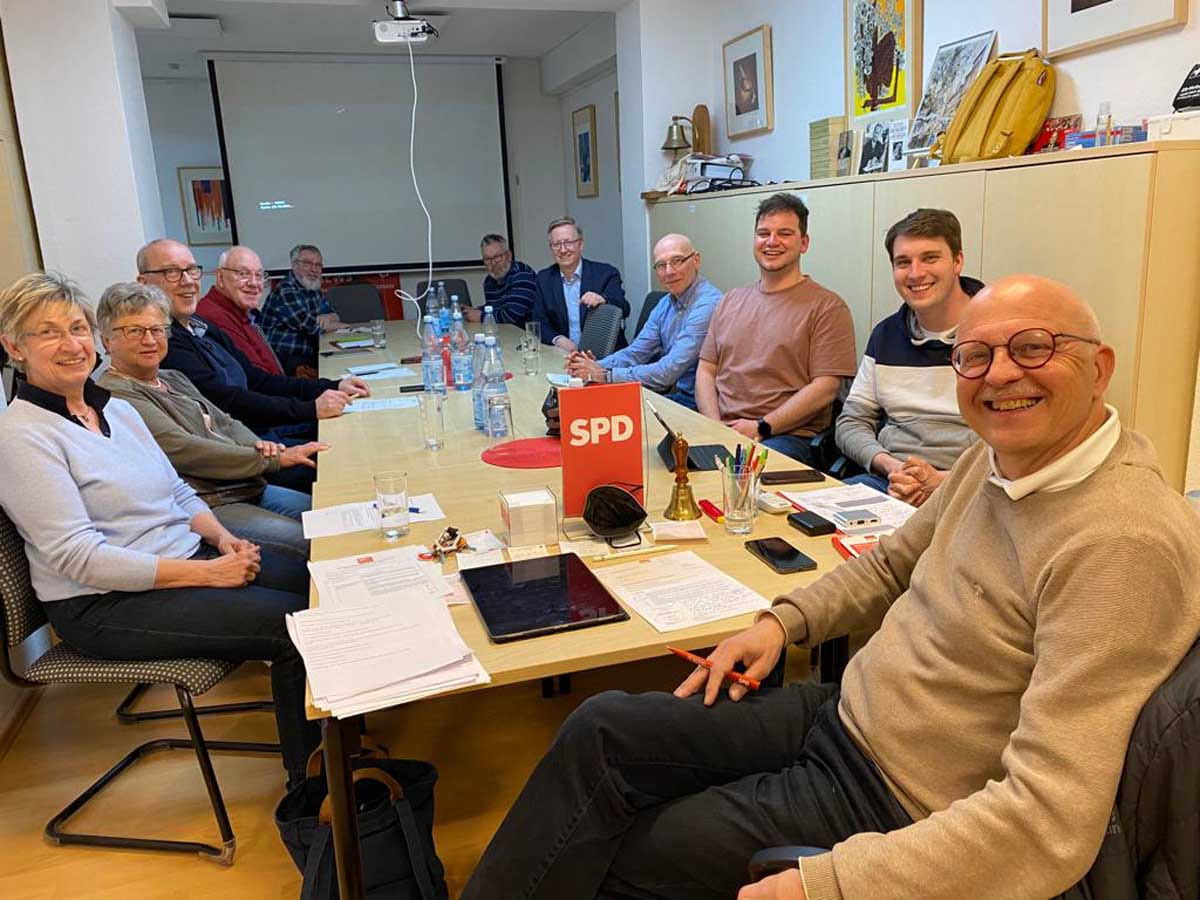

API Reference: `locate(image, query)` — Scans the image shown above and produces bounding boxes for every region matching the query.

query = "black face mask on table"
[582,484,647,547]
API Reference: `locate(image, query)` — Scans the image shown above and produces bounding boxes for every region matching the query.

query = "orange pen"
[666,646,761,691]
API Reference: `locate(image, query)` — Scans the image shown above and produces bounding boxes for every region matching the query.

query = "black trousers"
[463,684,911,900]
[44,546,319,784]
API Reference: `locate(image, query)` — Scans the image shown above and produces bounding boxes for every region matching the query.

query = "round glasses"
[652,251,697,273]
[950,328,1100,379]
[141,265,203,283]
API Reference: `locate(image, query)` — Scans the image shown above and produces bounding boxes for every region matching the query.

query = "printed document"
[781,483,916,534]
[342,396,419,413]
[302,494,445,539]
[307,545,450,608]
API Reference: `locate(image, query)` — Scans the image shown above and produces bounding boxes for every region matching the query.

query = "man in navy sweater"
[532,216,629,352]
[136,239,369,444]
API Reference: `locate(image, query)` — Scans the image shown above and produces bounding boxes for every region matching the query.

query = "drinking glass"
[374,471,410,541]
[486,394,514,444]
[721,464,761,535]
[370,319,387,349]
[418,390,444,450]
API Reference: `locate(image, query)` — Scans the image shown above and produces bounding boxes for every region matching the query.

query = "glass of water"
[371,319,387,349]
[418,390,444,450]
[373,471,410,541]
[522,321,541,375]
[486,394,514,445]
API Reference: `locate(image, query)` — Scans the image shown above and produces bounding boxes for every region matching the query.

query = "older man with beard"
[259,243,343,374]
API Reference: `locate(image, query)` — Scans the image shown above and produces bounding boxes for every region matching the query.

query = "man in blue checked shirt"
[465,234,537,327]
[258,244,343,375]
[566,234,720,410]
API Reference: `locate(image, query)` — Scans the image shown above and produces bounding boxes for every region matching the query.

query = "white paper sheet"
[307,545,451,608]
[455,529,508,571]
[781,483,916,534]
[347,363,414,375]
[302,495,444,539]
[558,538,611,558]
[359,368,418,382]
[649,520,708,542]
[331,337,375,349]
[596,550,769,632]
[341,396,420,413]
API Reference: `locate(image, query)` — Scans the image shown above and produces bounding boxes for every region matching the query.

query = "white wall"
[142,78,226,288]
[560,69,624,276]
[616,0,649,316]
[542,14,617,95]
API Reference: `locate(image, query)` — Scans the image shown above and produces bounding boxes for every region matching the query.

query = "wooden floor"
[0,650,815,899]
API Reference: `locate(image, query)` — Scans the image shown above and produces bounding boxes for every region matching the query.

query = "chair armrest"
[748,846,828,881]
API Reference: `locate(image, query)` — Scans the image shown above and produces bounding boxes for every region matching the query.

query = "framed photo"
[1044,0,1187,60]
[907,30,996,154]
[572,104,598,198]
[723,24,774,140]
[177,166,231,246]
[845,0,922,127]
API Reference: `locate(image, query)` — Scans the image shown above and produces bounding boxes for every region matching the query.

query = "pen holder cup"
[721,465,761,535]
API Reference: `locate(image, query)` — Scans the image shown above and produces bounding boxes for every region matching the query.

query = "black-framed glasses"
[111,324,171,341]
[482,249,511,264]
[951,328,1100,379]
[549,238,582,251]
[651,251,697,273]
[141,265,203,283]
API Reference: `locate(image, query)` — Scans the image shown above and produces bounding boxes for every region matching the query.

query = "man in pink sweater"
[464,275,1200,900]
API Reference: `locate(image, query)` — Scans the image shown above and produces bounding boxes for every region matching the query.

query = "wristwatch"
[757,418,773,439]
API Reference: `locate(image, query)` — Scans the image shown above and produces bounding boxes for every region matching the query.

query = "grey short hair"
[96,282,172,337]
[547,216,582,239]
[289,244,322,264]
[480,234,508,251]
[136,237,179,274]
[0,272,96,367]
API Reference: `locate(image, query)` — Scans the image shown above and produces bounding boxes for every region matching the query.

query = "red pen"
[698,499,725,523]
[666,646,761,691]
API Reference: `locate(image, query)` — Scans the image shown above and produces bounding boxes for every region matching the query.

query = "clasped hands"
[565,349,604,383]
[881,455,945,507]
[210,533,261,586]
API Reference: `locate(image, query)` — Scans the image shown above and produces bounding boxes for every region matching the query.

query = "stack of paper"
[781,483,917,535]
[291,547,489,716]
[809,116,847,179]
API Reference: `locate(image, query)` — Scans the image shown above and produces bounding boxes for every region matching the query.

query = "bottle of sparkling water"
[481,336,508,438]
[421,316,445,394]
[437,283,451,334]
[449,311,472,391]
[471,334,488,430]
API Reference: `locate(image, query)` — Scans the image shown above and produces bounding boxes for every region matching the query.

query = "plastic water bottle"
[437,283,451,334]
[481,335,509,437]
[421,316,445,394]
[449,311,472,391]
[450,293,463,318]
[471,334,488,430]
[425,289,442,336]
[482,305,498,338]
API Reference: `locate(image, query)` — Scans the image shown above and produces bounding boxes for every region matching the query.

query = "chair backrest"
[0,506,46,686]
[635,291,666,338]
[415,279,473,316]
[326,283,385,324]
[578,304,624,358]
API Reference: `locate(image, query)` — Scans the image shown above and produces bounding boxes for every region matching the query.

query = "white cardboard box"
[499,488,558,548]
[1147,110,1200,141]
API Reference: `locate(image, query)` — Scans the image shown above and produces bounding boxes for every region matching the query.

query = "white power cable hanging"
[393,37,434,338]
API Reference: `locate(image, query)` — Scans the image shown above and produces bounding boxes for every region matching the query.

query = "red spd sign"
[558,382,644,516]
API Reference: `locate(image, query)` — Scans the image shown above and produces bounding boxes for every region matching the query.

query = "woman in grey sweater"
[0,272,318,787]
[95,282,326,560]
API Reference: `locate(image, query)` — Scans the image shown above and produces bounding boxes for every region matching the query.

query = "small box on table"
[499,488,559,548]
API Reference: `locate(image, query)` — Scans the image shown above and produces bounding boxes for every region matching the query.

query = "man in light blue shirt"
[566,234,719,410]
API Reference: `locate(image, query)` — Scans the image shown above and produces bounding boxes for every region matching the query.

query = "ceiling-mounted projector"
[374,1,437,44]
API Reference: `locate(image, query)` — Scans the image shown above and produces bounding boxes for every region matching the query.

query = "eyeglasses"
[482,250,511,264]
[950,328,1101,379]
[141,265,203,283]
[219,267,267,284]
[111,324,171,341]
[21,323,94,345]
[652,251,697,273]
[295,258,323,270]
[549,238,582,251]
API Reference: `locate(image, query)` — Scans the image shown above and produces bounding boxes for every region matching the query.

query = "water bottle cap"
[451,294,459,301]
[484,305,493,312]
[474,333,485,341]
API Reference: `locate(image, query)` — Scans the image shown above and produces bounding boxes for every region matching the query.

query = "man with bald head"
[565,233,720,409]
[138,239,369,445]
[196,245,284,376]
[465,275,1200,900]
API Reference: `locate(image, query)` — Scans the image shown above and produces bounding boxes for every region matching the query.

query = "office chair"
[0,506,279,864]
[578,304,624,359]
[415,278,473,314]
[327,283,385,323]
[634,291,666,338]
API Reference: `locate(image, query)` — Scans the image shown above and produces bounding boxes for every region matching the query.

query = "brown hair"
[885,209,963,260]
[754,193,810,235]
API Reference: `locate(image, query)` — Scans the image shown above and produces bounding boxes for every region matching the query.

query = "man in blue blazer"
[533,216,629,351]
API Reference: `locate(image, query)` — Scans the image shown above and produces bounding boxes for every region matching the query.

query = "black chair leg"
[116,681,273,724]
[45,686,280,864]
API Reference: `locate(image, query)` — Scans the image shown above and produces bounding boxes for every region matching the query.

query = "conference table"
[311,319,851,899]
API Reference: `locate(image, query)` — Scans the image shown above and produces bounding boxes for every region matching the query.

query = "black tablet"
[461,553,629,643]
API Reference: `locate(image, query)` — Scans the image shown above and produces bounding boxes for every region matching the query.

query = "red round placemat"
[481,437,562,469]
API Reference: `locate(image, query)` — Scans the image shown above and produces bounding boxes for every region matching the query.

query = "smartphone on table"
[745,537,818,574]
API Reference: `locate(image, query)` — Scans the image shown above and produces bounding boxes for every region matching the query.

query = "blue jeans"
[760,432,818,466]
[212,486,310,561]
[843,472,890,493]
[44,545,319,784]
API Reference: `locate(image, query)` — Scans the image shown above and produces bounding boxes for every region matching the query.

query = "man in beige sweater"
[464,275,1200,900]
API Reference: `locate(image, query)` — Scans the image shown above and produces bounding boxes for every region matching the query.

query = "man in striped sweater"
[835,209,981,506]
[465,233,537,327]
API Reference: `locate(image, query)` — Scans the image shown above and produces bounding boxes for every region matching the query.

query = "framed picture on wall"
[723,24,774,140]
[1044,0,1187,60]
[844,0,922,128]
[573,104,599,198]
[177,166,231,246]
[907,29,996,154]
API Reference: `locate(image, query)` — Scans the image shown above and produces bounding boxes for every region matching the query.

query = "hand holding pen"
[671,617,787,705]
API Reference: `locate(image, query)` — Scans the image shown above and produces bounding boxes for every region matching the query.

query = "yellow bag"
[931,49,1056,164]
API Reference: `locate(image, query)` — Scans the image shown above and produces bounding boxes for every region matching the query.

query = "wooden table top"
[307,320,844,718]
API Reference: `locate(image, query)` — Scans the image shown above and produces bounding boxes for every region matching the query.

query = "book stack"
[809,116,847,180]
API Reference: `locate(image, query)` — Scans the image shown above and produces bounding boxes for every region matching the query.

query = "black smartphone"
[760,469,826,485]
[788,510,835,537]
[745,537,818,574]
[399,384,425,393]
